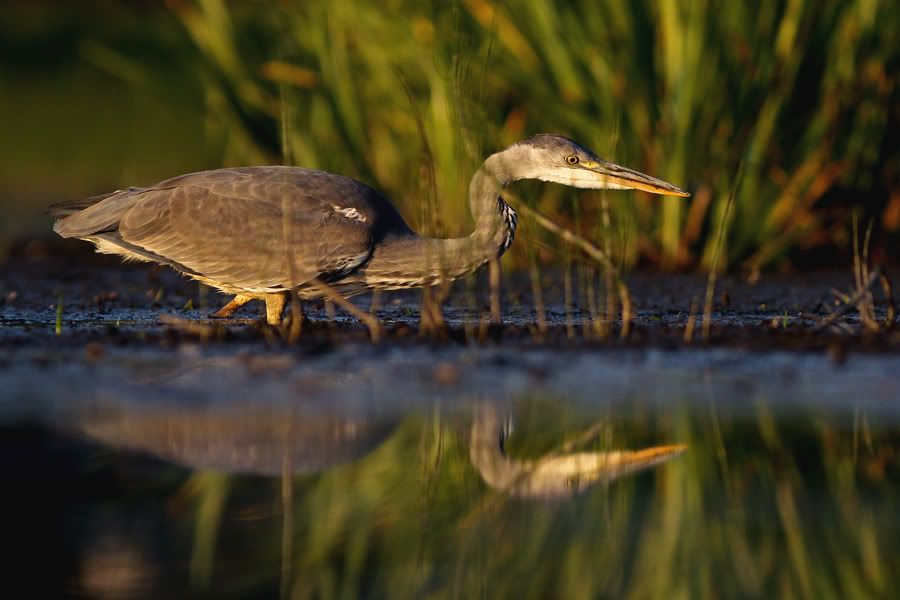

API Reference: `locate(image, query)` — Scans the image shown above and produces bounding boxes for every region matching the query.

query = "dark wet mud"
[1,238,897,353]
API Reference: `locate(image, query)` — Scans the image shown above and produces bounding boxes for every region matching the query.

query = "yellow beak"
[583,159,690,197]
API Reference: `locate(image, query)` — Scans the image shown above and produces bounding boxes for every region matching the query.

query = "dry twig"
[309,278,382,342]
[813,268,881,333]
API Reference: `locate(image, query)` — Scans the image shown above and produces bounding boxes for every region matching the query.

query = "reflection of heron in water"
[49,135,688,325]
[469,404,685,499]
[80,408,394,476]
[78,402,684,500]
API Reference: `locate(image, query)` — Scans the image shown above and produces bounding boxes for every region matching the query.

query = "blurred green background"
[1,0,898,271]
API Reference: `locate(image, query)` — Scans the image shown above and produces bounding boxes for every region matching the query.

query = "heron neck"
[467,154,517,257]
[358,154,517,288]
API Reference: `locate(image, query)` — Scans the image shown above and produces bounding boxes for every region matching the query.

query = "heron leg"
[264,292,289,325]
[210,294,253,318]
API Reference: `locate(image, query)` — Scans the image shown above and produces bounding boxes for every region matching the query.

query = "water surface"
[3,342,899,598]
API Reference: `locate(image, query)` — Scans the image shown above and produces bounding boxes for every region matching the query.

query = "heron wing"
[113,168,378,291]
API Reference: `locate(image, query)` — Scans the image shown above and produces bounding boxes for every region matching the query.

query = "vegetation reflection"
[71,395,899,598]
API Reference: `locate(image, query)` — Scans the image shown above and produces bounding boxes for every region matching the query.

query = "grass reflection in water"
[49,393,897,599]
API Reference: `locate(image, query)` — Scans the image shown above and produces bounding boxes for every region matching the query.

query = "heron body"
[50,134,688,324]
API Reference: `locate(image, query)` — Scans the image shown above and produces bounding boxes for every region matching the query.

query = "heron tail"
[48,188,145,238]
[46,191,121,218]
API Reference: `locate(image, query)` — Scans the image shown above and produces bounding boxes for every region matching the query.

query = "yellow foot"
[210,294,253,318]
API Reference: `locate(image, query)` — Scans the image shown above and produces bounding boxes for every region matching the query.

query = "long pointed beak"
[584,159,690,197]
[512,443,687,499]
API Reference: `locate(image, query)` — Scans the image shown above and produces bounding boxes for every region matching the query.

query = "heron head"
[504,133,690,197]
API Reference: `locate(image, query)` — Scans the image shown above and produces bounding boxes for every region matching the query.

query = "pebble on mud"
[433,361,460,385]
[84,342,105,361]
[93,291,119,305]
[827,342,847,365]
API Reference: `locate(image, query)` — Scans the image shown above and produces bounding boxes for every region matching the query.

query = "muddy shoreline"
[1,240,897,355]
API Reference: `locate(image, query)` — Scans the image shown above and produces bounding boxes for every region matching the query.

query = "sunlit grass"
[150,0,899,274]
[3,1,896,276]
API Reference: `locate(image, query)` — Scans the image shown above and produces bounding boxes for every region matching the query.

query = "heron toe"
[210,294,253,318]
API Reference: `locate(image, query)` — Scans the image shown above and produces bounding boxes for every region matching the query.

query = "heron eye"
[566,155,579,165]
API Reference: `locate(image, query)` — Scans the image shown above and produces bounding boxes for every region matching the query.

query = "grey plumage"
[50,134,688,324]
[51,167,413,294]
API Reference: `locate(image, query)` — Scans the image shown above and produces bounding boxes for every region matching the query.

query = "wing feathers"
[53,189,148,238]
[104,168,379,290]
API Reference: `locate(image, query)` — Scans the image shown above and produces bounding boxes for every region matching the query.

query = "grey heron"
[78,398,685,499]
[49,134,688,325]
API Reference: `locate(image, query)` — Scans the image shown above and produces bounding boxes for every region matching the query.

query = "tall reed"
[159,0,897,271]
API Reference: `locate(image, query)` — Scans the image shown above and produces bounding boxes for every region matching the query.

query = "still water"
[2,344,899,598]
